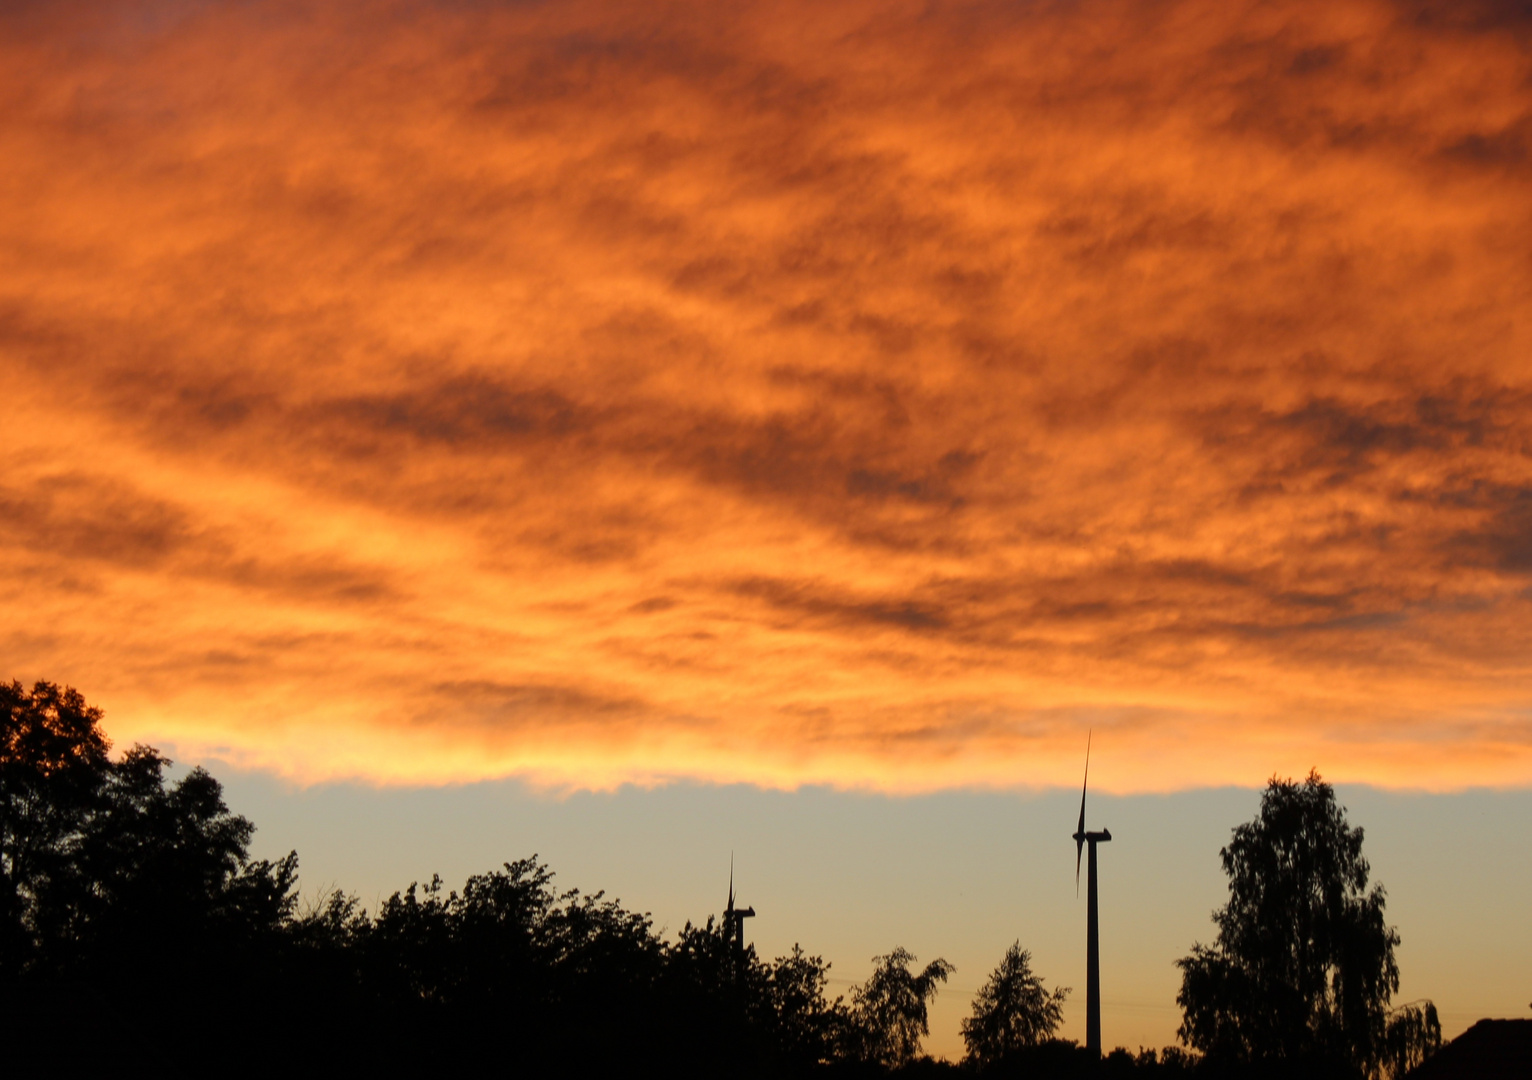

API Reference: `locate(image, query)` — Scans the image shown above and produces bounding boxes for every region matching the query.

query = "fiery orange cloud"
[2,0,1530,791]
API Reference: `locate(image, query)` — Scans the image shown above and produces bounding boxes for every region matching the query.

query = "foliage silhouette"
[1380,1001,1441,1080]
[1,679,112,977]
[1175,771,1431,1079]
[962,942,1071,1067]
[846,947,954,1067]
[5,682,1448,1077]
[956,1040,1199,1079]
[769,943,851,1068]
[0,674,850,1071]
[2,680,301,1057]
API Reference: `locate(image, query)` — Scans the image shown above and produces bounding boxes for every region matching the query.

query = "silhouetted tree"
[1098,1046,1206,1077]
[19,676,1329,1075]
[847,946,954,1067]
[1,680,305,1060]
[3,683,297,981]
[67,746,298,980]
[356,858,682,1068]
[544,883,670,1065]
[286,885,372,1002]
[1176,770,1415,1078]
[767,943,849,1069]
[961,942,1070,1067]
[1381,1001,1441,1080]
[1,680,111,976]
[660,914,777,1073]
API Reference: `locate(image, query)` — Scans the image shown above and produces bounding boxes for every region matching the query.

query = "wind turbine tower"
[1072,733,1112,1058]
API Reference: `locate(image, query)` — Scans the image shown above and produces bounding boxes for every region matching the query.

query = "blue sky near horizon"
[194,761,1532,1060]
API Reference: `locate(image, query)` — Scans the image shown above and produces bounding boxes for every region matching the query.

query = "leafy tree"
[64,745,298,977]
[543,881,669,1050]
[848,946,954,1067]
[10,677,1022,1074]
[662,915,778,1073]
[1,680,308,1062]
[662,923,849,1072]
[961,942,1070,1067]
[1381,1001,1441,1080]
[1176,770,1414,1077]
[286,885,372,999]
[363,859,569,1013]
[4,681,297,986]
[1,680,111,975]
[767,943,848,1068]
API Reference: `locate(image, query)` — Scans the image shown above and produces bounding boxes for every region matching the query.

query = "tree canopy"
[848,946,955,1067]
[962,942,1070,1067]
[5,682,1441,1076]
[0,681,875,1072]
[2,681,295,986]
[1175,771,1421,1078]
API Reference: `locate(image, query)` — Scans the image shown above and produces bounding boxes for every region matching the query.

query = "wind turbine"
[724,854,755,957]
[1072,732,1111,1058]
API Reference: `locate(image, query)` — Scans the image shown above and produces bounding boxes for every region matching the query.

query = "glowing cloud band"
[3,0,1530,790]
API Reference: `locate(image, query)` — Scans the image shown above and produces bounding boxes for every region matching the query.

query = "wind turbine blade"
[1078,729,1091,831]
[728,852,735,910]
[1075,730,1091,896]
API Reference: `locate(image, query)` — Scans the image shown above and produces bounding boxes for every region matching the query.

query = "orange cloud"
[2,0,1531,791]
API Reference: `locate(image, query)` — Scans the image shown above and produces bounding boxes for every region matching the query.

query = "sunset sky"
[4,0,1531,1055]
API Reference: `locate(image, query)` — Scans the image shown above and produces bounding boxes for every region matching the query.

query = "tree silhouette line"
[3,681,1441,1076]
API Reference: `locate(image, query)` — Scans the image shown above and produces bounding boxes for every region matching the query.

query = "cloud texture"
[3,0,1531,789]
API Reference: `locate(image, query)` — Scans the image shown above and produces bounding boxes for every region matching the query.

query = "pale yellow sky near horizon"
[199,765,1532,1060]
